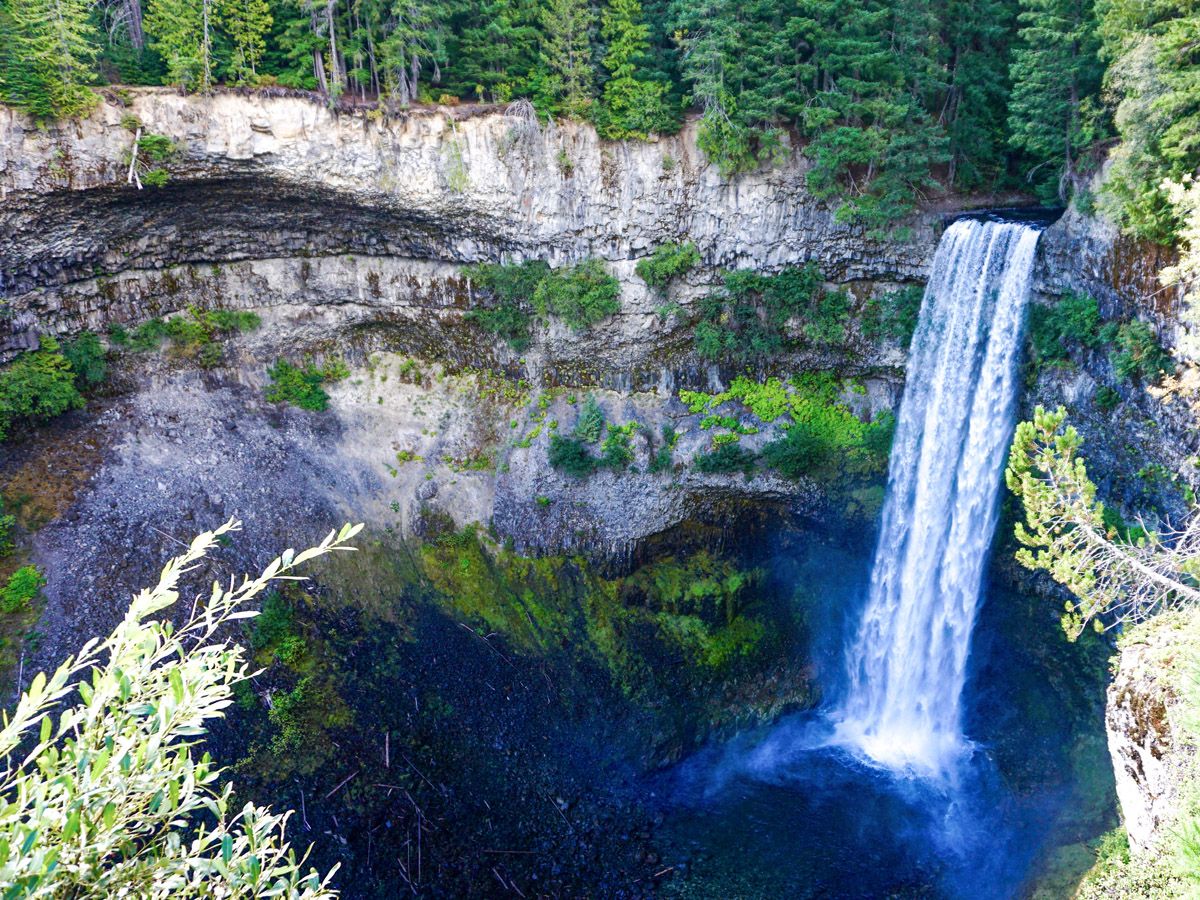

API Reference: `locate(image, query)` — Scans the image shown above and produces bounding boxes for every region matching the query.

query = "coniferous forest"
[0,0,1197,232]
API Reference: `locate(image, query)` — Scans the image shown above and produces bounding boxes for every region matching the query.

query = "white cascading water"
[834,217,1042,778]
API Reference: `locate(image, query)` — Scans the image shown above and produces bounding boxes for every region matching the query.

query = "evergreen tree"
[265,0,327,90]
[378,0,448,104]
[938,0,1019,188]
[216,0,272,82]
[145,0,215,91]
[596,0,671,137]
[536,0,594,118]
[671,0,773,174]
[1007,0,1104,201]
[449,0,541,102]
[0,0,98,119]
[1096,0,1200,243]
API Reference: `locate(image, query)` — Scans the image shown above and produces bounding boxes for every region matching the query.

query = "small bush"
[533,259,622,330]
[600,425,636,469]
[107,323,130,347]
[693,263,849,361]
[0,337,84,441]
[249,591,297,653]
[574,394,605,443]
[265,358,348,411]
[0,565,45,614]
[1110,319,1173,382]
[61,332,107,389]
[465,303,533,350]
[761,421,833,479]
[694,443,758,475]
[464,260,549,349]
[466,259,620,333]
[649,446,673,473]
[548,435,597,477]
[129,318,171,351]
[636,242,700,289]
[1095,385,1121,411]
[1028,292,1103,365]
[127,309,261,353]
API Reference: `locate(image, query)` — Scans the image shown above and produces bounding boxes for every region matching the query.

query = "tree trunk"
[124,0,144,49]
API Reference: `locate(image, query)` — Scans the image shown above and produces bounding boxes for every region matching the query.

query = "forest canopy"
[0,0,1197,234]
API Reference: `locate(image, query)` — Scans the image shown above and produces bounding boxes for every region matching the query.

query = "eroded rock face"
[1105,617,1198,853]
[0,90,932,381]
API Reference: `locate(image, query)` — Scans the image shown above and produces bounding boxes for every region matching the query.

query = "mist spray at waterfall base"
[654,218,1059,897]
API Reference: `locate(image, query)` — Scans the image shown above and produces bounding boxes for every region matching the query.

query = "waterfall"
[835,217,1042,778]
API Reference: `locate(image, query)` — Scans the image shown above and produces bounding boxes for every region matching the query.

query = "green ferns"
[682,375,894,481]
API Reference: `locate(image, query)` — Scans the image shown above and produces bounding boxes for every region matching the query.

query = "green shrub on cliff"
[693,264,851,361]
[265,358,348,411]
[1028,292,1103,367]
[548,434,598,477]
[573,394,605,442]
[465,258,621,340]
[61,331,107,389]
[862,285,925,348]
[1109,319,1173,382]
[694,443,758,475]
[0,564,44,613]
[464,260,548,349]
[533,259,622,330]
[636,242,700,290]
[0,336,84,441]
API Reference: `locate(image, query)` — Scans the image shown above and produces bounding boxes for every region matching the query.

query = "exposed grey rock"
[1104,615,1199,854]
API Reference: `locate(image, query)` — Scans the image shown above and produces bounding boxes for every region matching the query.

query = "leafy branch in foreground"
[1006,405,1200,639]
[0,518,362,897]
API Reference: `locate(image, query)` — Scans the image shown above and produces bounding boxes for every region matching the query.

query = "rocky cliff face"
[0,89,931,385]
[1104,613,1199,854]
[1,91,929,672]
